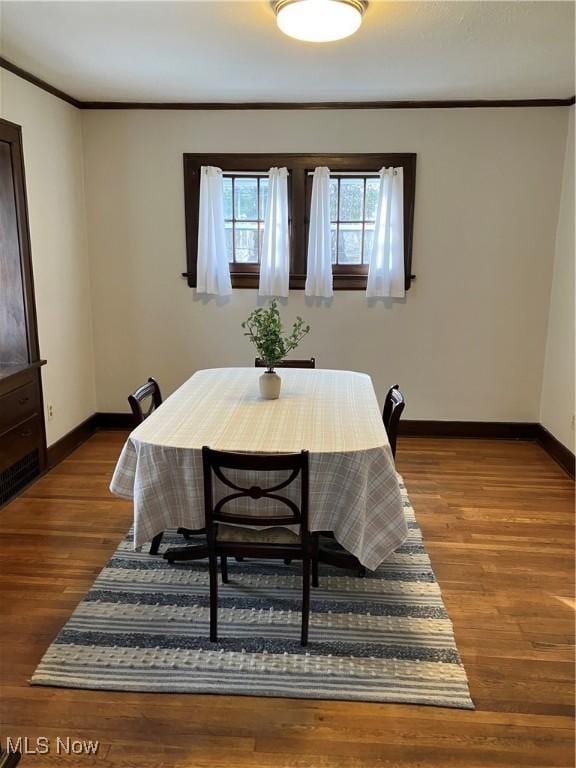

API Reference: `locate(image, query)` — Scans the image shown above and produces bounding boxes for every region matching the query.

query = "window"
[184,154,416,290]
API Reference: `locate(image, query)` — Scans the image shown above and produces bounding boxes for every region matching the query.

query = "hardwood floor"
[1,432,574,767]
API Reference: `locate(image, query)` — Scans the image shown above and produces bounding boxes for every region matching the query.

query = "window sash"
[327,176,379,266]
[223,173,268,266]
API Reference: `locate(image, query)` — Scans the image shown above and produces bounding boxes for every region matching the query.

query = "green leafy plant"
[242,298,311,372]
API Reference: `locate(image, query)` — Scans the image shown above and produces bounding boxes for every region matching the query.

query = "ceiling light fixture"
[273,0,367,43]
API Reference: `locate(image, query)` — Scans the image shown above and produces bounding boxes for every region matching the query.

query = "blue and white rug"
[31,478,473,708]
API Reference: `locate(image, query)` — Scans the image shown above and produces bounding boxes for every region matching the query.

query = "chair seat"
[217,524,300,545]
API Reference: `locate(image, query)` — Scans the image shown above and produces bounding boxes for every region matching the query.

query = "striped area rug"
[31,477,473,708]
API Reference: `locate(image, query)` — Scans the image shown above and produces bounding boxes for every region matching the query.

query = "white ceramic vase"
[259,370,281,400]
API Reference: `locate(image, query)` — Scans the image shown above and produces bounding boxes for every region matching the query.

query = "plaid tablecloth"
[110,368,407,570]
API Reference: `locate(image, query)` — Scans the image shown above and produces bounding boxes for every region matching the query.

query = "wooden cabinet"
[0,377,39,437]
[0,119,47,505]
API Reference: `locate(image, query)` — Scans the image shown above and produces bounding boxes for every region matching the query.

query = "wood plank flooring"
[0,433,574,767]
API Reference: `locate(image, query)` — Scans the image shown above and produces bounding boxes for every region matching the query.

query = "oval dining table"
[110,367,407,570]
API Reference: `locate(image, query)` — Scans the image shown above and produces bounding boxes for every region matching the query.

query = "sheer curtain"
[366,167,405,298]
[259,167,290,297]
[196,166,232,296]
[305,167,333,298]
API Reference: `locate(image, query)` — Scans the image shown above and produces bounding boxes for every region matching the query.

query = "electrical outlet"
[47,404,54,421]
[571,414,575,430]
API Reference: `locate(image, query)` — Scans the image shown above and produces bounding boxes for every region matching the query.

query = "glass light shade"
[275,0,365,43]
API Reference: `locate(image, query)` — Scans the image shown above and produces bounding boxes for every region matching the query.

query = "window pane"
[223,177,233,220]
[338,178,364,222]
[365,179,380,221]
[225,221,234,262]
[235,177,258,220]
[330,223,338,264]
[338,223,363,264]
[259,178,268,220]
[363,224,375,263]
[329,179,339,221]
[234,222,258,263]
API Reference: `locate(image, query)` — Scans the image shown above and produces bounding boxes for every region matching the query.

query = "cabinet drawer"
[0,380,39,436]
[0,415,42,473]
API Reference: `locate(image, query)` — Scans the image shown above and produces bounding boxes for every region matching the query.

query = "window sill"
[226,272,373,290]
[183,271,413,291]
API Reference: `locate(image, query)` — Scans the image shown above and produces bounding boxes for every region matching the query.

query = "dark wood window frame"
[183,153,416,291]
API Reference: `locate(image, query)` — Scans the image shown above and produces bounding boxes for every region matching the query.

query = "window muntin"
[223,174,269,265]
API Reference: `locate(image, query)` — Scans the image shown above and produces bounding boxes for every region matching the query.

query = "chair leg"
[312,534,319,588]
[284,559,292,566]
[357,565,366,578]
[149,532,163,555]
[235,557,244,562]
[209,551,219,642]
[312,554,319,589]
[301,556,311,647]
[221,555,229,584]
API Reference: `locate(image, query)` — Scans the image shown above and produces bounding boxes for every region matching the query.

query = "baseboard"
[45,413,132,469]
[44,414,575,480]
[46,414,98,469]
[95,412,135,430]
[399,420,540,440]
[535,425,575,479]
[92,416,547,439]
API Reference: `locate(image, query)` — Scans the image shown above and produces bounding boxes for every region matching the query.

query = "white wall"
[82,108,569,421]
[0,71,96,445]
[540,108,575,450]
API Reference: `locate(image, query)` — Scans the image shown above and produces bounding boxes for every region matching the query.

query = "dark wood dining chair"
[382,384,406,459]
[202,446,315,646]
[128,377,203,556]
[253,358,316,565]
[128,377,163,424]
[128,377,165,554]
[255,358,316,369]
[314,386,406,581]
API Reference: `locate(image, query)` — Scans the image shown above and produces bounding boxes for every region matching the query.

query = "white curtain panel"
[305,167,333,298]
[196,166,232,296]
[259,167,290,297]
[366,167,405,298]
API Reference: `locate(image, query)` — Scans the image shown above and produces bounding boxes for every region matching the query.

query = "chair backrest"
[255,358,316,369]
[382,384,405,459]
[202,447,309,532]
[128,377,163,425]
[382,384,399,429]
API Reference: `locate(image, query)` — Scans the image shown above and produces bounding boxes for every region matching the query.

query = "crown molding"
[80,98,576,110]
[1,57,575,111]
[0,56,82,108]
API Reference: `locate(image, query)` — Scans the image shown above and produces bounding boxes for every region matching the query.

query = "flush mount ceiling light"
[273,0,368,43]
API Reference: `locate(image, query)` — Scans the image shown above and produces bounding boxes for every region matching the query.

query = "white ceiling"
[0,1,574,103]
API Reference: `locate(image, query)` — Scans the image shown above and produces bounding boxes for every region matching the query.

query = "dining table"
[110,367,408,570]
